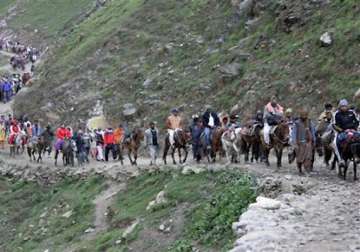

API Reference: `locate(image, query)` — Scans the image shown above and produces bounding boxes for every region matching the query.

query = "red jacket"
[56,127,71,140]
[104,130,115,145]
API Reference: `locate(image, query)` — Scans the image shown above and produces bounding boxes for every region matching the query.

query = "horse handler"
[145,122,160,166]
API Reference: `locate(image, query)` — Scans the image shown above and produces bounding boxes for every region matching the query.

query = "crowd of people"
[0,39,38,103]
[1,95,360,176]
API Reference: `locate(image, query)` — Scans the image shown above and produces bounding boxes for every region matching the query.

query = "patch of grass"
[0,176,106,252]
[8,0,94,38]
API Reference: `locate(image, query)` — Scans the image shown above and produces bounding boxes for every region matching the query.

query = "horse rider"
[55,124,71,151]
[166,108,183,146]
[228,114,241,129]
[189,115,203,161]
[318,103,334,124]
[263,96,284,146]
[253,110,264,127]
[333,99,360,165]
[32,120,43,138]
[202,105,220,149]
[145,121,160,166]
[290,108,316,172]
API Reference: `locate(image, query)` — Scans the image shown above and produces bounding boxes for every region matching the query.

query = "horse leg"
[183,147,188,163]
[128,150,134,166]
[354,161,357,181]
[171,147,176,165]
[276,147,283,168]
[133,150,138,166]
[297,162,303,174]
[178,148,182,164]
[163,144,169,165]
[55,150,58,166]
[343,161,348,180]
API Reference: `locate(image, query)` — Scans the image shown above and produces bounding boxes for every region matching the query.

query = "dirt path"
[231,161,360,252]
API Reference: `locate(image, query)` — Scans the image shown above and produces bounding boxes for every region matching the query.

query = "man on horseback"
[318,103,334,124]
[290,108,316,173]
[202,105,220,149]
[189,115,203,161]
[55,124,71,152]
[229,114,241,129]
[166,108,183,146]
[334,99,360,165]
[263,96,284,146]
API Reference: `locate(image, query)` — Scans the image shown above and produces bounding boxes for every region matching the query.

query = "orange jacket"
[114,128,124,144]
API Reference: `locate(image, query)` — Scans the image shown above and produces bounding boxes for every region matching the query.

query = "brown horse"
[163,129,190,165]
[199,127,226,163]
[123,127,144,166]
[261,119,290,168]
[240,122,262,163]
[315,119,337,169]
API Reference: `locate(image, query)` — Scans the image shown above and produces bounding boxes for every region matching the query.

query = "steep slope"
[8,0,360,125]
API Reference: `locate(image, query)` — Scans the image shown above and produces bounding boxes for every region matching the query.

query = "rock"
[84,227,95,234]
[231,0,254,16]
[258,177,282,198]
[115,239,122,245]
[218,63,242,77]
[320,32,333,47]
[62,210,73,218]
[122,220,139,239]
[251,196,281,210]
[122,103,137,116]
[159,224,165,231]
[181,166,205,175]
[354,88,360,100]
[146,191,168,210]
[143,79,152,88]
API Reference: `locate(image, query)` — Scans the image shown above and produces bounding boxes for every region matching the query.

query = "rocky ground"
[0,145,359,252]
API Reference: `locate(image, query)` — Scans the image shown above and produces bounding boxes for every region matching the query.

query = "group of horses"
[6,119,360,181]
[165,117,359,181]
[7,128,145,167]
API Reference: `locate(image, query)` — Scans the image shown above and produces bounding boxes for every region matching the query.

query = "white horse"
[221,128,242,163]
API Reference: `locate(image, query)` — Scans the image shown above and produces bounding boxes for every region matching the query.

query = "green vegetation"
[0,176,106,252]
[5,0,94,39]
[0,170,256,252]
[73,170,256,252]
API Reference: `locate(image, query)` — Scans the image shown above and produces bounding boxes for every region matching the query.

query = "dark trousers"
[105,144,115,161]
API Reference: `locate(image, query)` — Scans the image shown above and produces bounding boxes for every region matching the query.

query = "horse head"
[275,119,290,144]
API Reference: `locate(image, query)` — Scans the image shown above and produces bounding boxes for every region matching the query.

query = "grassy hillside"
[6,0,360,124]
[0,170,256,252]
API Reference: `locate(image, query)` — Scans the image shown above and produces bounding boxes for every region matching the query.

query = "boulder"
[143,79,152,88]
[181,166,206,175]
[146,191,167,210]
[251,196,281,210]
[354,88,360,100]
[122,103,137,117]
[231,0,254,16]
[62,210,73,218]
[320,32,333,47]
[219,63,242,77]
[122,219,139,239]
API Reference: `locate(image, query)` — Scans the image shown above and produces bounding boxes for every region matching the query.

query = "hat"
[338,99,349,107]
[171,108,179,113]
